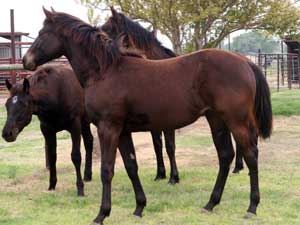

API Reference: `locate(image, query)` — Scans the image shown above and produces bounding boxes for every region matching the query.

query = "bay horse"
[101,8,180,183]
[2,65,94,196]
[23,8,272,224]
[101,7,244,174]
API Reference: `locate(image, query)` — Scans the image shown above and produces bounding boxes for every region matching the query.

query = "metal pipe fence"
[255,53,300,91]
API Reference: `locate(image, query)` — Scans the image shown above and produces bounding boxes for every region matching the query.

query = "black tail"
[248,61,273,139]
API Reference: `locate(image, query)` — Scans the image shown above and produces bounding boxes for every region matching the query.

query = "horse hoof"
[89,222,102,225]
[201,208,212,214]
[244,212,256,219]
[154,174,166,181]
[133,207,143,217]
[77,191,85,197]
[232,168,243,174]
[168,178,179,185]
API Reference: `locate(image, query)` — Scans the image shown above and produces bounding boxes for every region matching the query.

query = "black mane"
[120,14,176,57]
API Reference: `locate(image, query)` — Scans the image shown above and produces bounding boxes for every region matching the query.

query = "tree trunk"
[170,28,182,55]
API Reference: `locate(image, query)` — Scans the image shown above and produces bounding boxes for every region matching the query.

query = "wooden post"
[257,49,262,68]
[10,9,16,84]
[277,54,280,92]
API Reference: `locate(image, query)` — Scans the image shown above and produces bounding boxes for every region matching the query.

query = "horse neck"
[30,88,54,116]
[63,38,100,87]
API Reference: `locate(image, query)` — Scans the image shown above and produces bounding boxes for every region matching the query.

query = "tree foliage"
[224,31,281,54]
[79,0,300,54]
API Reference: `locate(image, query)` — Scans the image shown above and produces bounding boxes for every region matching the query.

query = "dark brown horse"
[101,8,180,183]
[2,65,94,196]
[101,7,244,174]
[23,8,272,225]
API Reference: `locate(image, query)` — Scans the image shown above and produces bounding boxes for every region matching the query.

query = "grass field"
[0,89,300,225]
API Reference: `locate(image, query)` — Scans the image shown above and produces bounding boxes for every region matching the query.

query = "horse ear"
[50,7,56,13]
[23,78,30,94]
[110,6,121,20]
[43,6,53,20]
[5,79,12,91]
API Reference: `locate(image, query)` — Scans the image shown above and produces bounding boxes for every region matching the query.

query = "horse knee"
[101,166,114,183]
[71,152,81,165]
[219,149,234,166]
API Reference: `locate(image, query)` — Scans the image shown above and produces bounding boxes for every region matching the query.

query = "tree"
[225,31,281,54]
[79,0,300,54]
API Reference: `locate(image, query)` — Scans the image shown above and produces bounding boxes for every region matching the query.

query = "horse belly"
[126,97,201,131]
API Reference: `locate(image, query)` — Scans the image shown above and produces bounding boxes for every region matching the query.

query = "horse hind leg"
[163,130,179,184]
[151,131,166,180]
[232,143,244,174]
[203,112,234,212]
[230,120,260,217]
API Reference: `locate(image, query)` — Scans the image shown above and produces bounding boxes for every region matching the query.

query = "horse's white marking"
[12,96,18,104]
[130,153,135,160]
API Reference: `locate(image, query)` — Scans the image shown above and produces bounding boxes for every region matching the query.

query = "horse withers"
[2,65,94,196]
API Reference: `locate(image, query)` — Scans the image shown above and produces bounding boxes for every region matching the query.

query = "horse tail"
[248,61,273,139]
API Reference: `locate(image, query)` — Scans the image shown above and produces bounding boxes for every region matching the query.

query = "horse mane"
[119,13,176,57]
[44,12,121,72]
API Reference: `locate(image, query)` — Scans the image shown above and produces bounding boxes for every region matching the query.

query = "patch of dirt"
[4,116,300,193]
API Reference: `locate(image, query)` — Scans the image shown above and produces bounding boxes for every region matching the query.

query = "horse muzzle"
[23,53,37,71]
[2,127,19,142]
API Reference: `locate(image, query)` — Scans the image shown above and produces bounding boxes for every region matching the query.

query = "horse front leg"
[92,122,122,225]
[69,117,84,196]
[118,131,146,217]
[40,124,57,191]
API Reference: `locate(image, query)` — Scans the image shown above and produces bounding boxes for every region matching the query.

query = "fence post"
[277,54,280,92]
[281,55,284,85]
[258,49,262,68]
[287,54,292,89]
[10,9,16,84]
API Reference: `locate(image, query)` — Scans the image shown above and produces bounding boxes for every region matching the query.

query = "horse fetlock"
[48,178,57,190]
[84,171,92,182]
[77,181,84,196]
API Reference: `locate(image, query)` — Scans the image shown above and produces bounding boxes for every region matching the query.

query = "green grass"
[1,89,300,224]
[272,89,300,116]
[177,135,213,148]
